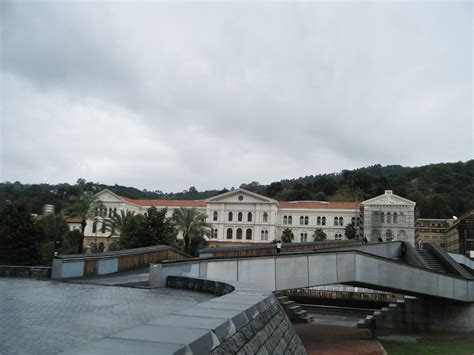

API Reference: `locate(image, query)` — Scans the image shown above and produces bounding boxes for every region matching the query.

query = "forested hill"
[1,161,473,219]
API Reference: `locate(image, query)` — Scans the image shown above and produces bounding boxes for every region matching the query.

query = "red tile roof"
[122,197,207,208]
[278,201,359,210]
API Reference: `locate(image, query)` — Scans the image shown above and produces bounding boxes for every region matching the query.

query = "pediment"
[207,188,278,205]
[95,189,127,203]
[363,191,415,207]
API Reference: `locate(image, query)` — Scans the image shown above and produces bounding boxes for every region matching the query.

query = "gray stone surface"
[0,278,212,354]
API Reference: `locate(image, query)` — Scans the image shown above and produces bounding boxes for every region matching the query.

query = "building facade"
[446,211,474,257]
[85,188,416,250]
[360,190,416,244]
[416,218,453,250]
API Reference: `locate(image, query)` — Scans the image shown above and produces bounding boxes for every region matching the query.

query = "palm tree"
[106,210,136,237]
[172,207,211,255]
[68,194,105,254]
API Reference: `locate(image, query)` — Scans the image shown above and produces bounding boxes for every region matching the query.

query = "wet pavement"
[0,278,213,354]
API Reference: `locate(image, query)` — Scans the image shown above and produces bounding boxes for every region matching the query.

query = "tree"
[113,207,177,250]
[37,214,70,263]
[0,200,45,265]
[172,207,211,255]
[281,228,294,243]
[68,194,105,254]
[313,228,327,241]
[344,223,356,240]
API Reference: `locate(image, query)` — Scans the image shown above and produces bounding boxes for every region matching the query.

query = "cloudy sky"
[1,1,472,192]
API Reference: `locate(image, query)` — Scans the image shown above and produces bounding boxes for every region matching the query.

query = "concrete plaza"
[0,278,213,354]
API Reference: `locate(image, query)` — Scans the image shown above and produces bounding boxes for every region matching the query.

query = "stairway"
[274,292,314,323]
[416,249,451,274]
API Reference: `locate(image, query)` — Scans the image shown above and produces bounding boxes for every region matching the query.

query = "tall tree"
[68,194,105,254]
[281,228,294,243]
[0,201,45,265]
[344,223,356,240]
[313,228,327,241]
[172,207,211,255]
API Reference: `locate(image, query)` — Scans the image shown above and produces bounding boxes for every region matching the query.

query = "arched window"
[246,229,252,240]
[322,217,326,225]
[238,212,243,222]
[335,233,343,240]
[288,216,293,225]
[236,228,243,239]
[351,217,356,225]
[283,216,288,224]
[387,212,392,224]
[261,229,268,240]
[300,232,308,242]
[226,228,233,239]
[334,217,338,226]
[212,228,218,238]
[304,216,309,225]
[380,212,385,223]
[101,221,106,233]
[339,217,344,226]
[92,220,97,233]
[263,212,268,223]
[228,212,233,221]
[317,216,321,226]
[213,211,218,221]
[248,212,252,222]
[393,213,398,224]
[300,216,304,225]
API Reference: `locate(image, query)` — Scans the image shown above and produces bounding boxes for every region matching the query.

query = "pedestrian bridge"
[150,241,474,303]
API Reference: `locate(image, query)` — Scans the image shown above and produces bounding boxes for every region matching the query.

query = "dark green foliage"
[188,235,208,257]
[344,223,356,240]
[37,214,70,262]
[117,207,177,250]
[0,201,45,265]
[313,228,327,241]
[281,228,294,243]
[172,207,211,254]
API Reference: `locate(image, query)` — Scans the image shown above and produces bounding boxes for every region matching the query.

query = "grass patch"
[380,339,474,355]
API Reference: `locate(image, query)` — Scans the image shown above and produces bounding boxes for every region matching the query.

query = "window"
[386,229,393,241]
[304,216,309,225]
[300,232,308,242]
[92,221,97,233]
[317,217,321,226]
[393,213,398,224]
[236,228,243,240]
[261,229,268,240]
[300,216,304,225]
[263,212,268,223]
[212,228,218,239]
[213,211,218,221]
[339,217,344,226]
[101,221,106,233]
[283,216,288,224]
[322,217,326,226]
[334,217,338,226]
[228,212,233,221]
[387,212,392,224]
[246,229,252,240]
[380,212,385,223]
[335,233,343,240]
[226,228,233,239]
[238,212,243,222]
[288,216,293,225]
[351,217,356,225]
[248,212,252,222]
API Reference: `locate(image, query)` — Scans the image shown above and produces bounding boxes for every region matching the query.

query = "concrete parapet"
[63,275,306,354]
[0,265,51,278]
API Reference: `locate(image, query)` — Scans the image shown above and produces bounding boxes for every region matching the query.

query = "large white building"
[84,188,415,250]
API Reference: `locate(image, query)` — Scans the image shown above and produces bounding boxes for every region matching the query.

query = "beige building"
[361,190,416,245]
[416,218,453,250]
[85,188,417,250]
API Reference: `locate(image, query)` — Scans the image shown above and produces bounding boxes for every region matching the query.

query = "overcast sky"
[1,1,472,193]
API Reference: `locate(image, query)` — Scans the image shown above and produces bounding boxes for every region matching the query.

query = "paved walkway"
[294,323,384,355]
[0,278,213,354]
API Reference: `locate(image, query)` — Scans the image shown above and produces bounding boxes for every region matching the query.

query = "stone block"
[275,256,309,290]
[109,324,219,354]
[336,253,355,283]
